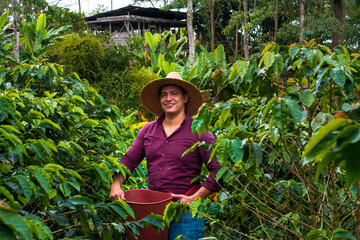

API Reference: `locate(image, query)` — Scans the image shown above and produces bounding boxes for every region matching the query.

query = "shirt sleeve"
[119,123,148,173]
[198,131,223,192]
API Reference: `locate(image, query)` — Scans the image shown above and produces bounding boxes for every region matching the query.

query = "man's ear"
[184,94,189,103]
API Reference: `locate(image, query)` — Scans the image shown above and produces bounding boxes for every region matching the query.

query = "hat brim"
[140,77,203,117]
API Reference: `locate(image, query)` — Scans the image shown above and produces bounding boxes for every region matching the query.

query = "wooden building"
[85,5,187,45]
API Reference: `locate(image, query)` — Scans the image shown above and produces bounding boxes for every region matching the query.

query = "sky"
[47,0,157,15]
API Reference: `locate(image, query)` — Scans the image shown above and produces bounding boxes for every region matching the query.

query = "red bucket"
[124,189,173,240]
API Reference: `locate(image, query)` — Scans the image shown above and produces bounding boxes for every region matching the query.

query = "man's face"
[160,85,188,115]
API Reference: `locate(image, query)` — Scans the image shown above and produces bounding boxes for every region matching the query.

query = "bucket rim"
[124,189,173,205]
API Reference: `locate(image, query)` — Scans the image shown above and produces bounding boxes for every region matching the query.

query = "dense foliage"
[2,0,360,239]
[0,13,157,240]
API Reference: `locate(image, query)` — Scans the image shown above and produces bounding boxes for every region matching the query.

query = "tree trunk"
[78,0,81,13]
[299,0,305,41]
[243,0,249,59]
[187,0,195,68]
[235,0,241,56]
[274,0,278,43]
[12,0,20,62]
[208,0,215,52]
[331,0,345,48]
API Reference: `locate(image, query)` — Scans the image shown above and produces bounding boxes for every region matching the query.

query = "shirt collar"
[156,113,190,126]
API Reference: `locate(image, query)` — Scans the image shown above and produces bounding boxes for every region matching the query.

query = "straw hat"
[140,72,203,117]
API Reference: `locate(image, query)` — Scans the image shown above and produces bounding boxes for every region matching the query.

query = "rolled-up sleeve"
[198,131,222,192]
[119,124,148,172]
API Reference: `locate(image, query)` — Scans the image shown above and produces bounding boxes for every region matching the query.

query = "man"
[109,72,222,240]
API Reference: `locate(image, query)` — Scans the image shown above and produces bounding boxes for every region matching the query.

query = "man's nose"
[165,94,172,101]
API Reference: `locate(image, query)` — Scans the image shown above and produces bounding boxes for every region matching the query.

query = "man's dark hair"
[158,85,187,96]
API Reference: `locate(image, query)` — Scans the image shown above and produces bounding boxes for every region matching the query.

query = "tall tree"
[331,0,345,47]
[243,0,249,59]
[78,0,81,13]
[12,0,20,62]
[187,0,195,67]
[208,0,215,52]
[274,0,278,42]
[299,0,304,41]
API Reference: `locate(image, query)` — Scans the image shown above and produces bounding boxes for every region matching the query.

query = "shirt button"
[162,154,165,156]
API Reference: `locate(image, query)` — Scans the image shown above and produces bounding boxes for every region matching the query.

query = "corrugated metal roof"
[85,5,186,22]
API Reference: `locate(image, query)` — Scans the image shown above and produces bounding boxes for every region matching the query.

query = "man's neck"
[163,112,186,127]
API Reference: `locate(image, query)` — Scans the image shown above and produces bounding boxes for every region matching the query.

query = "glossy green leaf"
[69,196,94,206]
[271,100,289,130]
[48,210,69,227]
[333,228,356,240]
[113,200,135,219]
[142,214,164,231]
[273,54,284,75]
[229,139,243,164]
[237,61,249,79]
[250,143,263,164]
[303,119,348,157]
[330,67,345,87]
[15,175,34,202]
[299,89,315,108]
[0,206,33,240]
[109,204,127,219]
[0,223,16,240]
[289,46,299,59]
[30,168,51,196]
[264,52,275,69]
[216,139,230,165]
[260,97,276,123]
[283,97,302,123]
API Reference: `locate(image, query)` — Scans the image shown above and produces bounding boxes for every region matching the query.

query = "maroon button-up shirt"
[120,114,222,195]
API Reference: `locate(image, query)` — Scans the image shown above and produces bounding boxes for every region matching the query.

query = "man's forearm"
[189,186,212,201]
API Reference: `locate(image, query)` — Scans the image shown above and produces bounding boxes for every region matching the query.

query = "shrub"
[93,66,158,114]
[57,34,104,81]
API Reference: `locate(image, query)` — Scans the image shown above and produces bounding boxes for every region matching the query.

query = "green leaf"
[109,204,127,219]
[237,61,249,79]
[15,175,34,202]
[48,210,70,227]
[330,67,345,87]
[283,97,302,123]
[271,100,289,130]
[333,228,356,240]
[0,223,16,240]
[215,139,230,165]
[229,139,243,164]
[342,103,351,112]
[113,200,135,219]
[142,214,164,231]
[289,46,299,59]
[264,52,275,69]
[0,206,33,240]
[250,143,263,164]
[260,97,276,124]
[303,119,348,157]
[299,90,315,108]
[30,168,51,196]
[216,166,227,180]
[269,127,280,144]
[69,196,94,206]
[145,32,156,52]
[28,110,45,119]
[41,119,61,130]
[213,44,226,70]
[273,54,284,75]
[59,182,71,197]
[305,229,325,240]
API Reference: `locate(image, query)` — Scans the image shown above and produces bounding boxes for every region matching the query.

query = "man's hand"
[109,184,126,201]
[171,193,195,203]
[172,187,213,204]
